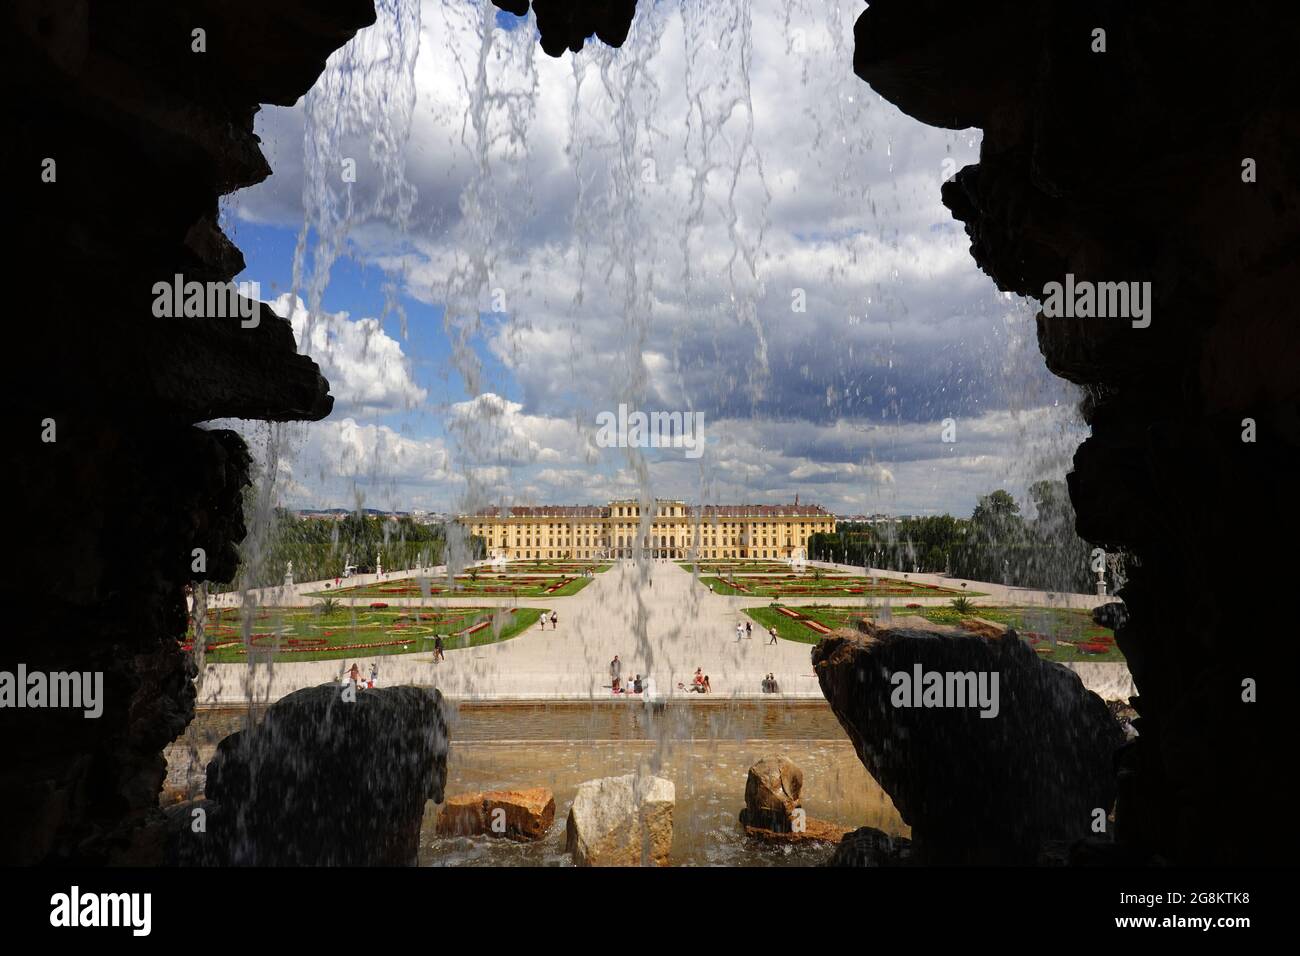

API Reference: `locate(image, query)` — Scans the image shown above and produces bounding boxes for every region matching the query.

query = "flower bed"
[237,637,416,655]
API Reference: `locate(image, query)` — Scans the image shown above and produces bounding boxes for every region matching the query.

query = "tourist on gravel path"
[434,635,445,662]
[769,626,778,645]
[550,610,558,629]
[745,620,753,639]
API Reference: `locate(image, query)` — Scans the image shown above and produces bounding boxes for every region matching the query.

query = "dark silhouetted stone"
[813,622,1123,864]
[181,683,449,866]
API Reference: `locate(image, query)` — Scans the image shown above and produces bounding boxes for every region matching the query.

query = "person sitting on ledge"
[633,674,643,694]
[702,675,711,693]
[678,668,706,693]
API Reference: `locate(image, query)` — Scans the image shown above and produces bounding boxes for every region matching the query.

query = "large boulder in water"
[739,756,803,831]
[437,787,556,841]
[565,774,674,866]
[812,620,1123,864]
[190,683,449,865]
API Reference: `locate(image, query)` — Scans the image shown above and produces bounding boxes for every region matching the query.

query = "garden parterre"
[185,605,545,663]
[703,574,973,598]
[744,604,1122,662]
[307,572,592,599]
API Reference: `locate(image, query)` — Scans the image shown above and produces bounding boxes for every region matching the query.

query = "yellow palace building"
[459,498,835,561]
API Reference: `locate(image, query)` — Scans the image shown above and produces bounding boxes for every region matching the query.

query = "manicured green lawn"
[743,604,1123,663]
[704,574,975,598]
[187,606,545,663]
[307,574,592,599]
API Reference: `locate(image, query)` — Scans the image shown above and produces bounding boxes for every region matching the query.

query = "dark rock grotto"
[2,0,1296,869]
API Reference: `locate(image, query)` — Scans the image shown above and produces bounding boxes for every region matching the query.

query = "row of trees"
[213,510,471,592]
[808,481,1113,594]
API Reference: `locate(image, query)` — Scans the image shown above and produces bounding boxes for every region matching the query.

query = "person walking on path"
[745,620,753,639]
[550,610,558,629]
[735,622,744,642]
[769,625,778,645]
[610,654,622,693]
[434,634,445,663]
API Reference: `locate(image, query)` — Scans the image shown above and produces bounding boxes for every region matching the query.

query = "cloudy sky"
[216,0,1084,519]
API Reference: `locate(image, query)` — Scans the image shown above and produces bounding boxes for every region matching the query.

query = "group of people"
[681,668,712,693]
[608,654,644,694]
[342,662,379,689]
[734,620,779,644]
[538,610,559,630]
[761,673,780,693]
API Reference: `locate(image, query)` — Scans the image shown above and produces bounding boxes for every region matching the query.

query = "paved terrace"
[198,560,1132,706]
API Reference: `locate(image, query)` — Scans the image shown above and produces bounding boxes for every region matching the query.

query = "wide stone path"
[198,561,1130,705]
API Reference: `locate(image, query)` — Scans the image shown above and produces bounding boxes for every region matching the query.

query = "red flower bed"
[236,637,415,655]
[370,602,389,608]
[1076,642,1109,654]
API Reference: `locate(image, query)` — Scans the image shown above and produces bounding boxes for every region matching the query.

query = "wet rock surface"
[491,1,637,58]
[738,755,850,846]
[171,683,449,866]
[827,826,913,867]
[3,0,361,864]
[565,773,674,866]
[437,787,556,841]
[741,756,803,830]
[853,0,1300,864]
[813,623,1123,864]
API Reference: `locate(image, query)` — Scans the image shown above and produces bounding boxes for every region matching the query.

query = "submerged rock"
[827,826,913,867]
[743,816,852,847]
[437,787,556,841]
[565,774,674,866]
[175,683,449,866]
[813,622,1123,864]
